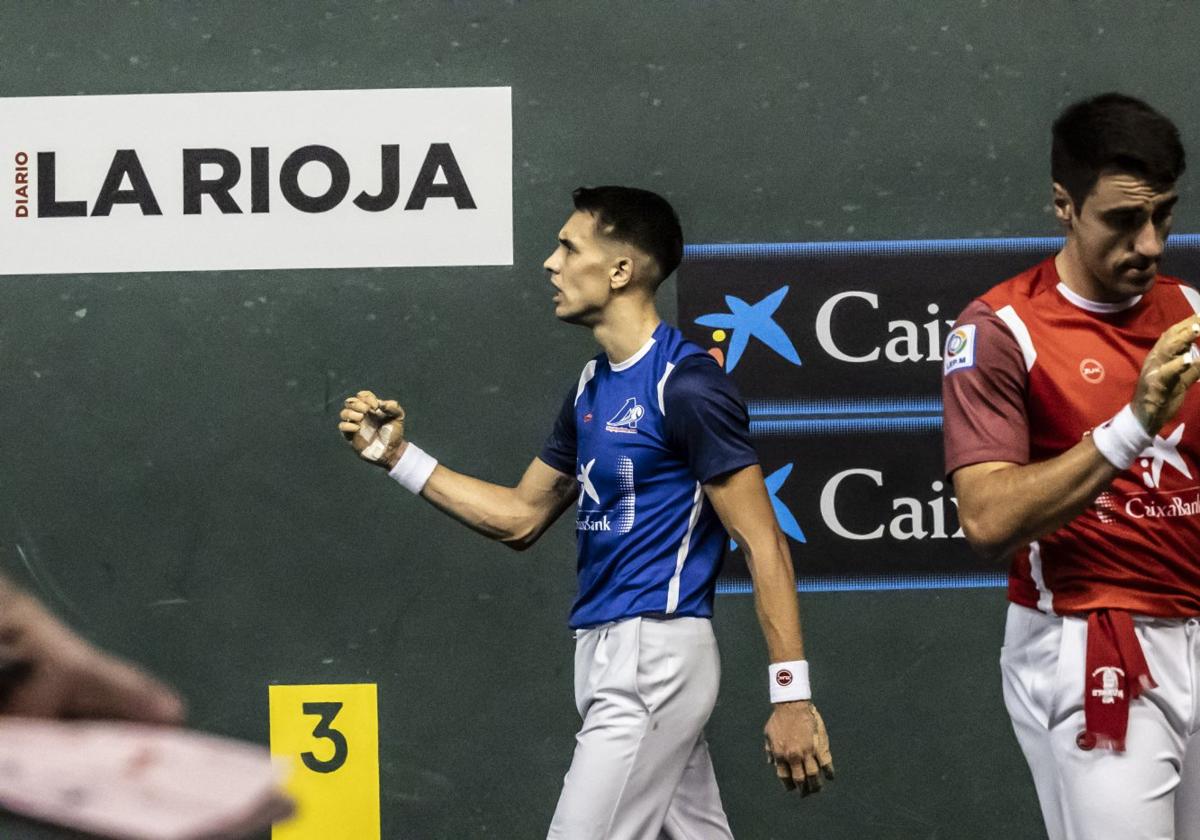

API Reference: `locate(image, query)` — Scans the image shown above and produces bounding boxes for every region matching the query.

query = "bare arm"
[704,465,803,662]
[338,390,578,550]
[420,457,579,550]
[954,314,1200,560]
[953,445,1118,561]
[704,464,833,795]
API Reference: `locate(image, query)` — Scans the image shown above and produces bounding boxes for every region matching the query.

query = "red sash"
[1077,610,1155,752]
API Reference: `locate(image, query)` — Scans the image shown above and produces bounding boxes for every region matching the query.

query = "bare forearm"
[957,438,1118,560]
[414,457,577,549]
[745,533,806,662]
[420,466,539,545]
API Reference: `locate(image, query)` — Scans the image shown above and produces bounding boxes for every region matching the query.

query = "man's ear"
[1052,183,1075,230]
[610,256,634,291]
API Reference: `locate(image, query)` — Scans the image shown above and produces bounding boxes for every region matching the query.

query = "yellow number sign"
[269,683,380,840]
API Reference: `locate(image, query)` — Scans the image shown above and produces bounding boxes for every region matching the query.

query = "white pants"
[1001,603,1200,840]
[547,616,734,840]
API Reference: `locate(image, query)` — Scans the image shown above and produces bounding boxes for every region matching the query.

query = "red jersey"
[943,257,1200,618]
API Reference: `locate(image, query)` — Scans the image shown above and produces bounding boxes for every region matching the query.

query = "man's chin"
[1122,270,1157,293]
[552,304,590,324]
[554,306,585,326]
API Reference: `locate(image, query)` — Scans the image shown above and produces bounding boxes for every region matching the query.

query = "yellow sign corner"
[269,682,380,840]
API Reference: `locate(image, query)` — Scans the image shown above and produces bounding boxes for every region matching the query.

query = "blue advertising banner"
[678,235,1200,593]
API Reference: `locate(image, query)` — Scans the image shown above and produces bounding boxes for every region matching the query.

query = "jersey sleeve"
[943,299,1031,475]
[538,386,577,475]
[663,355,760,484]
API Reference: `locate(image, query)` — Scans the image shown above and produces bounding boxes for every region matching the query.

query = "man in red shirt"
[944,93,1200,839]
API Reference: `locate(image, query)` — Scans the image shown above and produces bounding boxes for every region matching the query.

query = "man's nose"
[1134,219,1165,260]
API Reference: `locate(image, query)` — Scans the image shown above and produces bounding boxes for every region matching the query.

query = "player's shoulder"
[975,257,1058,312]
[660,353,740,417]
[1147,272,1194,301]
[571,355,602,405]
[1140,273,1200,322]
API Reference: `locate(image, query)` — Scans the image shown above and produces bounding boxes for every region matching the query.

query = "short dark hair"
[1051,92,1185,207]
[572,186,683,286]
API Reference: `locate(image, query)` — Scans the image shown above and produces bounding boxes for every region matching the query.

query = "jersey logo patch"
[605,397,645,434]
[1079,358,1106,384]
[942,325,976,375]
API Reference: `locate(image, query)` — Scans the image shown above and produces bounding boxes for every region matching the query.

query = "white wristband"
[769,660,811,703]
[387,443,438,494]
[1091,404,1152,470]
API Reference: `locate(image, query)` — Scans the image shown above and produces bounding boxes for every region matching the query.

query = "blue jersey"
[540,322,758,628]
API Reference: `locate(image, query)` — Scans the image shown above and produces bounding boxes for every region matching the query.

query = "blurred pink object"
[0,717,294,839]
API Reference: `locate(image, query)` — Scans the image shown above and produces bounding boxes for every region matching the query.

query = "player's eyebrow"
[1155,195,1180,215]
[1101,194,1178,222]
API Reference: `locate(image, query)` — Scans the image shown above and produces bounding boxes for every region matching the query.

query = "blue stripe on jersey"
[568,323,732,628]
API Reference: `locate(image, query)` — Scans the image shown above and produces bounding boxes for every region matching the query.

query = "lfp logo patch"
[943,325,976,375]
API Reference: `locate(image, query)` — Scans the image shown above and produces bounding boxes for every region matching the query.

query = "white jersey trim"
[1180,284,1200,314]
[574,360,598,405]
[656,362,676,415]
[1027,540,1055,614]
[665,482,704,614]
[994,304,1038,372]
[1055,282,1143,313]
[609,335,657,372]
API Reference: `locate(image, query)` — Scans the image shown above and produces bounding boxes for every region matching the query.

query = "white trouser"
[1000,603,1200,840]
[547,616,734,840]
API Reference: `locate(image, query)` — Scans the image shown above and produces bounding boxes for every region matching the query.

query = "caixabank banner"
[0,87,512,274]
[678,235,1200,593]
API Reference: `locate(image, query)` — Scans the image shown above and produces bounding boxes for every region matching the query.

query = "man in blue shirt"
[339,186,833,838]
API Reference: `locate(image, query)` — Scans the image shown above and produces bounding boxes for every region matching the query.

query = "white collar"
[609,335,657,371]
[1055,282,1143,314]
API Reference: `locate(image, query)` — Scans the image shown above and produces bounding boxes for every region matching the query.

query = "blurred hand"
[0,581,185,723]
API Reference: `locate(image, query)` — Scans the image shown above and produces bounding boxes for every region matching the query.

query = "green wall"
[2,2,1199,837]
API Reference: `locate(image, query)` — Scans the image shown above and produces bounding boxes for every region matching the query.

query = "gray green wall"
[3,2,1198,837]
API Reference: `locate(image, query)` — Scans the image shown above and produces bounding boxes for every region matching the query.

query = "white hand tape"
[359,419,398,463]
[361,436,386,462]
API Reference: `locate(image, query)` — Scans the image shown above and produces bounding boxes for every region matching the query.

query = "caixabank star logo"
[694,286,803,371]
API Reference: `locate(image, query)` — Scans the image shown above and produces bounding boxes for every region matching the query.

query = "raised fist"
[338,390,407,469]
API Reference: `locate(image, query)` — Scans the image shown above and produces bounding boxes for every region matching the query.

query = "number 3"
[301,701,349,773]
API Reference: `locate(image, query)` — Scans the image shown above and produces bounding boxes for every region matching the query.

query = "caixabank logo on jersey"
[679,238,1200,590]
[0,87,512,274]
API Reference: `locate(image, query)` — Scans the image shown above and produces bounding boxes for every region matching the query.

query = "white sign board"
[0,87,512,274]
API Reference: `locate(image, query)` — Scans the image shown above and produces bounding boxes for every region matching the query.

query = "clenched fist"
[338,390,408,469]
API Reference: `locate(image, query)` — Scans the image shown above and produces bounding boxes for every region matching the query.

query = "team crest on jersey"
[605,397,645,434]
[942,325,976,375]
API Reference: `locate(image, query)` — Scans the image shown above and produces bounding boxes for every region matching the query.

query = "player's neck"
[1055,245,1134,305]
[593,301,662,366]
